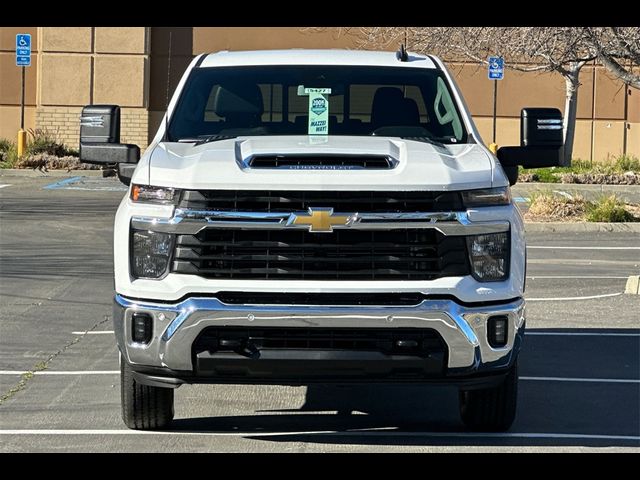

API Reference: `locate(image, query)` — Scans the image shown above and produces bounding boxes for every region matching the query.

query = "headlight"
[131,185,179,204]
[466,232,510,281]
[131,230,174,279]
[461,187,511,207]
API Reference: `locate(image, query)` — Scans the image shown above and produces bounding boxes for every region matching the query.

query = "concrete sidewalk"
[513,182,640,203]
[524,222,640,233]
[0,168,106,178]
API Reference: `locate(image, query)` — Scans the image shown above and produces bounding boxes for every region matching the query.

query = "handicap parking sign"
[488,56,504,80]
[16,34,32,67]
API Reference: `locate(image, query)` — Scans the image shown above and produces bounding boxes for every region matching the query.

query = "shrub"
[614,155,640,172]
[0,138,14,153]
[0,138,19,168]
[26,128,67,156]
[25,128,78,157]
[586,195,636,222]
[519,154,640,184]
[527,190,587,220]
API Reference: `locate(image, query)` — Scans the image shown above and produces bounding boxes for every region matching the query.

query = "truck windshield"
[167,65,468,144]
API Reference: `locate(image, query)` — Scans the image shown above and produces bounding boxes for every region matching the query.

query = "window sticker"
[298,86,331,135]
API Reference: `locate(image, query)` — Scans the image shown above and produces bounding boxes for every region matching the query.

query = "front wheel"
[459,361,518,431]
[120,355,174,430]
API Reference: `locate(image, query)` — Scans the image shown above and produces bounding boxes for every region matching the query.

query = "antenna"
[396,43,408,62]
[162,31,173,141]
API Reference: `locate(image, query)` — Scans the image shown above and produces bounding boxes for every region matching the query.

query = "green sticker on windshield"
[298,86,331,135]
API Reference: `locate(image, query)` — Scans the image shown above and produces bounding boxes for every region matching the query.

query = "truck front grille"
[172,228,469,280]
[178,190,463,213]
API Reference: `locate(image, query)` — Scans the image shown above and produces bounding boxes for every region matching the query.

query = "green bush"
[0,138,19,168]
[586,195,636,222]
[24,128,78,157]
[0,138,14,153]
[519,154,640,183]
[26,128,67,157]
[614,155,640,172]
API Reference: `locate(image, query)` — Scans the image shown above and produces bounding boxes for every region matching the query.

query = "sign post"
[487,56,504,151]
[16,33,31,157]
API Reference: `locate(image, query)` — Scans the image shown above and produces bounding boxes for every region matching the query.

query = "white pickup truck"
[79,48,564,431]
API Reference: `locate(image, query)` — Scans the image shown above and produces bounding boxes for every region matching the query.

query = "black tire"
[120,356,174,430]
[459,362,518,431]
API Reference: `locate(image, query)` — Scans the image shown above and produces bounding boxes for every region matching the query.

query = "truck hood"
[148,136,498,191]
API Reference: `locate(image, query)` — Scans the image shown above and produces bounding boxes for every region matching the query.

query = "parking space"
[0,175,638,452]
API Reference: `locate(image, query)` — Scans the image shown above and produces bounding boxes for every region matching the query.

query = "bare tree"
[583,27,640,88]
[308,27,597,165]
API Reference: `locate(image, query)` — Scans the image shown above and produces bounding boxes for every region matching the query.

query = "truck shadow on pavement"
[170,328,639,447]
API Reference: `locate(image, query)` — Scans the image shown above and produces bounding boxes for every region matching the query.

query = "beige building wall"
[0,26,637,161]
[34,27,150,150]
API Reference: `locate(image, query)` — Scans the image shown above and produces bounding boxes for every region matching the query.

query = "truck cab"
[79,49,563,431]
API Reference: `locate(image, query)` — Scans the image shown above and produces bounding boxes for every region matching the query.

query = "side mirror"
[496,108,564,185]
[79,105,140,166]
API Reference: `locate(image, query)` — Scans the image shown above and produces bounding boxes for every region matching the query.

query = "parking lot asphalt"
[0,175,638,452]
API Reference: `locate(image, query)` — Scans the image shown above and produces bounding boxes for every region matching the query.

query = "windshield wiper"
[177,134,237,145]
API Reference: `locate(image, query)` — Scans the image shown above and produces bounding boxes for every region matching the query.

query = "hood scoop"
[246,154,397,170]
[234,137,401,171]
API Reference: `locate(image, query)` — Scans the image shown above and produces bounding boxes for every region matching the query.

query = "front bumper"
[114,294,525,385]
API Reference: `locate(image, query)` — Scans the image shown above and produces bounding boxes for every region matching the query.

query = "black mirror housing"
[79,104,140,165]
[80,142,140,164]
[521,108,563,148]
[496,107,564,176]
[80,105,121,143]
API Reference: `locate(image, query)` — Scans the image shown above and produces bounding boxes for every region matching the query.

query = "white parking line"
[527,292,623,301]
[1,371,637,384]
[526,276,629,279]
[0,184,11,189]
[528,246,640,250]
[0,429,637,441]
[0,370,118,375]
[71,331,114,335]
[527,332,640,337]
[521,376,639,384]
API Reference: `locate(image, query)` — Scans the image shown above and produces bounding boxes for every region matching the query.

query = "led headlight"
[131,184,179,204]
[466,232,510,282]
[461,187,511,207]
[131,230,173,279]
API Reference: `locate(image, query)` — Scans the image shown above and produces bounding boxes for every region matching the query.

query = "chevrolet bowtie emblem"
[290,207,353,233]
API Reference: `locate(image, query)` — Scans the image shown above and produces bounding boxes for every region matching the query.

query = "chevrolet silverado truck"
[79,49,564,431]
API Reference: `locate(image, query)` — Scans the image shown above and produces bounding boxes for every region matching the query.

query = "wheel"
[459,361,518,431]
[120,355,174,430]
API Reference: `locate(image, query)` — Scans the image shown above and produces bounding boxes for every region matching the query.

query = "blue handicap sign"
[16,34,32,67]
[488,56,504,80]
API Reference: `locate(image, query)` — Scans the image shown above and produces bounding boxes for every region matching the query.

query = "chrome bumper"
[114,295,525,375]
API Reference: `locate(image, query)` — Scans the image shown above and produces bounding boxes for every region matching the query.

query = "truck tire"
[121,356,174,430]
[458,362,518,431]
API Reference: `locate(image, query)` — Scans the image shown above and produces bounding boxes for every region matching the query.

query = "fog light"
[488,315,508,348]
[132,312,153,344]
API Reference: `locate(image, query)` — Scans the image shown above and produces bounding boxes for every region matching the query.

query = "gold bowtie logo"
[291,207,351,233]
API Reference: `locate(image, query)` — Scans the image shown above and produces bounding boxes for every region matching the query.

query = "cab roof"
[198,49,438,69]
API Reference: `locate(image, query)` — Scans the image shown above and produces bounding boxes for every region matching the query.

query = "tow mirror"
[79,105,140,185]
[496,108,564,185]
